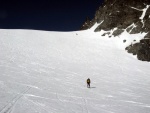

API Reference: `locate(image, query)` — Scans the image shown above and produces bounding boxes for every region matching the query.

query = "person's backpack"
[87,79,90,83]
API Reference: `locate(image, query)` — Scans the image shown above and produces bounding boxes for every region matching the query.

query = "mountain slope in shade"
[0,29,150,113]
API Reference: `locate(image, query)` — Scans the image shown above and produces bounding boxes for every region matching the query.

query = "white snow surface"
[90,21,103,31]
[139,5,150,27]
[0,29,150,113]
[139,5,149,20]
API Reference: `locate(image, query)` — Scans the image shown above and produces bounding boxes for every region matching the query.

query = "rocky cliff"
[81,0,150,61]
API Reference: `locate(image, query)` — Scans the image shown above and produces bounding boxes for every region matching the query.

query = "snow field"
[0,29,150,113]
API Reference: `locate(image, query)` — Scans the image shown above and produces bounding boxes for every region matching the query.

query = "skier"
[87,78,91,88]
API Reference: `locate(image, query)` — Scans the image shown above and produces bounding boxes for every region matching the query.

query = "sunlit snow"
[0,28,150,113]
[139,5,150,27]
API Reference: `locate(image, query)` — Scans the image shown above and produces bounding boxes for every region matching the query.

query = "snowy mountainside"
[81,0,150,61]
[0,29,150,113]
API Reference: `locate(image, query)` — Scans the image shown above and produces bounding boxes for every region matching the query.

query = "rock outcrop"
[81,0,150,62]
[125,39,150,61]
[80,17,93,30]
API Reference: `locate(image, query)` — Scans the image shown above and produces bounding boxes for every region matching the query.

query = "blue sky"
[0,0,103,31]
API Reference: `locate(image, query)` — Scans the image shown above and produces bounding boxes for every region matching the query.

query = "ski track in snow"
[0,29,150,113]
[0,86,31,113]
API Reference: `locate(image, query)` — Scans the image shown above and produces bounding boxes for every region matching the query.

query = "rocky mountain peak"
[81,0,150,61]
[80,17,92,30]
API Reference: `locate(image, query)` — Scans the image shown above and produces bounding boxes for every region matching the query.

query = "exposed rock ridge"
[81,0,150,61]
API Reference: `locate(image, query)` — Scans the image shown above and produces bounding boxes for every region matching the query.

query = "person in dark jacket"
[87,78,91,88]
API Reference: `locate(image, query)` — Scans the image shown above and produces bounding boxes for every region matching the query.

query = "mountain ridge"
[81,0,150,61]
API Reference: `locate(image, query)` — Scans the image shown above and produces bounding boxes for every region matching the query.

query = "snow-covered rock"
[81,0,150,61]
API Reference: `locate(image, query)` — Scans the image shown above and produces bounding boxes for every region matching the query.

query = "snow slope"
[0,29,150,113]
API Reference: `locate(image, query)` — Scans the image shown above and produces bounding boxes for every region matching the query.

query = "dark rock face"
[112,29,124,37]
[126,39,150,61]
[80,17,95,30]
[81,0,150,62]
[125,43,142,55]
[94,0,150,34]
[81,0,150,34]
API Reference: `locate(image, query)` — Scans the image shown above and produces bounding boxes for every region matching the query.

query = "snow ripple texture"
[0,29,150,113]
